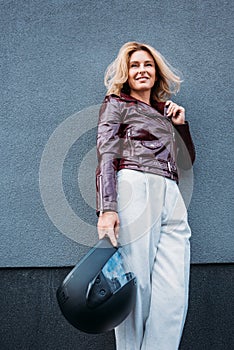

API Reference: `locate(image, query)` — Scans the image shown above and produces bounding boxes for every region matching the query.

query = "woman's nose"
[138,64,146,73]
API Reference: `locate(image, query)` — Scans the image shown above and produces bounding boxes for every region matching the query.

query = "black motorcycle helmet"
[56,238,137,333]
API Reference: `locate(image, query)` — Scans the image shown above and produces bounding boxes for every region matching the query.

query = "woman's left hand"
[165,100,185,125]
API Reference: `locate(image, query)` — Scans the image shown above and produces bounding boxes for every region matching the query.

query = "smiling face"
[128,50,156,100]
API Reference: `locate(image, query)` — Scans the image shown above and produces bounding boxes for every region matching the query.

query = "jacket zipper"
[164,106,176,173]
[127,129,134,156]
[98,175,104,214]
[169,122,177,173]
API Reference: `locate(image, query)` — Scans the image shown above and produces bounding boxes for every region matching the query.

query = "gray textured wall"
[1,0,233,267]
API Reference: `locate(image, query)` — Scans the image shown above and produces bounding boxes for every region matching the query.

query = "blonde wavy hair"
[104,41,182,102]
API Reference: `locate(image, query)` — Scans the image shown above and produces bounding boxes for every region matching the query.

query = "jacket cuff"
[96,202,118,217]
[173,120,189,132]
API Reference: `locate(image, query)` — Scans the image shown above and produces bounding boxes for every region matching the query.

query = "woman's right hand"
[97,211,120,247]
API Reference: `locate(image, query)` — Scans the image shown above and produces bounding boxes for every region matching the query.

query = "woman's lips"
[136,76,149,81]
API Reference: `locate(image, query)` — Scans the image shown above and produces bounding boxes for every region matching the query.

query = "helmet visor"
[101,249,134,292]
[86,249,135,308]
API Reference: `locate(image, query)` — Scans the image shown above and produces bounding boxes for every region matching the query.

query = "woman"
[96,42,195,350]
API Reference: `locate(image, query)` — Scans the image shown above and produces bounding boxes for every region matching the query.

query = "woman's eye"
[146,63,152,66]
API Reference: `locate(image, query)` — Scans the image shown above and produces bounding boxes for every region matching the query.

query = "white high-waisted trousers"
[115,169,191,350]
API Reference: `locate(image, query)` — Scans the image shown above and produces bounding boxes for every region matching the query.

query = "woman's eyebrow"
[129,59,154,63]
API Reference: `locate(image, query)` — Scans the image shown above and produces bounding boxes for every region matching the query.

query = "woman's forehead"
[129,50,154,62]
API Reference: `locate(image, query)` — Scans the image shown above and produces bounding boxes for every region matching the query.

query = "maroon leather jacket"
[96,93,195,214]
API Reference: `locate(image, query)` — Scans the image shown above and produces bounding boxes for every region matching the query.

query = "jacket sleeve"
[96,96,122,216]
[173,122,196,170]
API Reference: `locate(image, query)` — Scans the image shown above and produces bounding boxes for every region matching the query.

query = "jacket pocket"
[141,140,163,150]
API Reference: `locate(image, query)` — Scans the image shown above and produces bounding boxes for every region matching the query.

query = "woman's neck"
[129,90,151,106]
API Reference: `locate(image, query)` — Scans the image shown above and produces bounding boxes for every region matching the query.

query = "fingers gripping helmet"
[56,238,137,333]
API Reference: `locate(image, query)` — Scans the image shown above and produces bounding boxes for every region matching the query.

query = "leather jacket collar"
[119,92,166,116]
